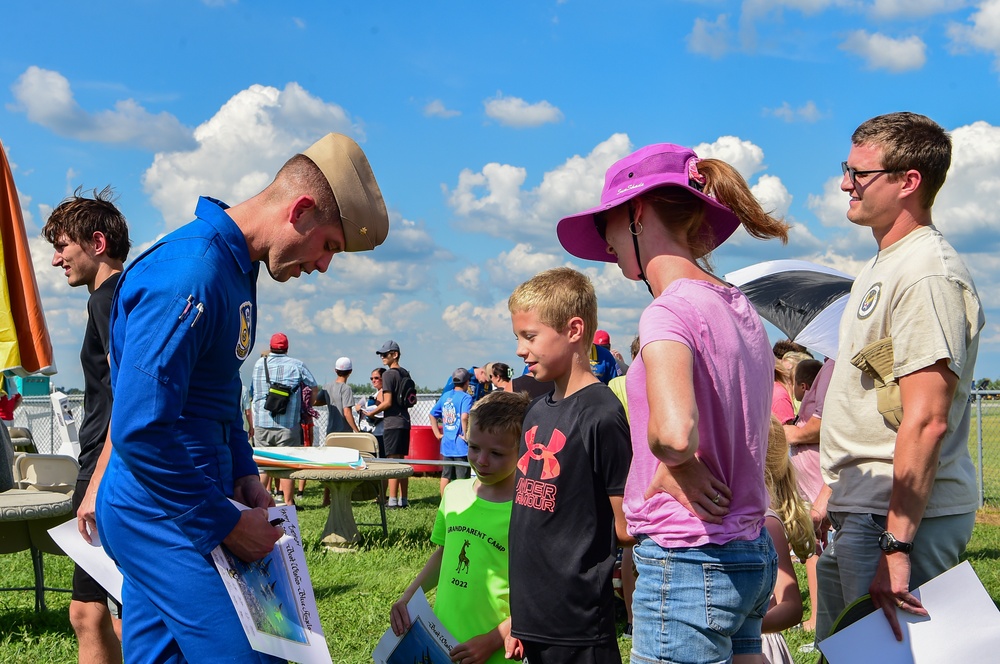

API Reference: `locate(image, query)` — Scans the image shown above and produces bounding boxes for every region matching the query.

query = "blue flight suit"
[97,197,283,663]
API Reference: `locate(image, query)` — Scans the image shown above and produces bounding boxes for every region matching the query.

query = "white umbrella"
[725,260,854,360]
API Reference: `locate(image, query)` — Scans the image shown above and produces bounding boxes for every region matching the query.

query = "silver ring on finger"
[711,492,721,505]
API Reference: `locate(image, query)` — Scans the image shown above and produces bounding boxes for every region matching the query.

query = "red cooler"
[406,425,440,474]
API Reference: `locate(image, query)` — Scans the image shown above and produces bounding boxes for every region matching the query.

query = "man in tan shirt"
[814,112,984,643]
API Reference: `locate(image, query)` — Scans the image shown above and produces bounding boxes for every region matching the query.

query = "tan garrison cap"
[302,133,389,252]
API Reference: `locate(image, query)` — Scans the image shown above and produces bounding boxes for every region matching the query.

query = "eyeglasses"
[841,162,900,188]
[370,376,382,381]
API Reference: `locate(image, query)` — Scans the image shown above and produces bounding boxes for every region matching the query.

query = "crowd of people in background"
[9,110,984,664]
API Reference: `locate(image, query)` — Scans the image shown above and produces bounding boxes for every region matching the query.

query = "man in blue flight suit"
[95,133,388,663]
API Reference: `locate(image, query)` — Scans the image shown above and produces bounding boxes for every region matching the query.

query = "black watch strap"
[879,530,913,554]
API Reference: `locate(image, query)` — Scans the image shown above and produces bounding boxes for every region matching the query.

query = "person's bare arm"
[343,405,360,433]
[869,359,957,641]
[390,546,443,635]
[644,340,699,466]
[610,495,634,546]
[429,416,443,440]
[761,516,804,632]
[784,417,820,445]
[642,340,731,522]
[366,389,393,416]
[77,428,113,543]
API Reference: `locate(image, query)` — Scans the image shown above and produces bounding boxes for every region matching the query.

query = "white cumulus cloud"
[142,82,358,229]
[446,133,631,248]
[9,66,196,151]
[947,0,1000,70]
[424,100,460,118]
[688,14,732,57]
[483,93,563,128]
[751,174,793,218]
[442,300,513,340]
[839,30,927,72]
[693,136,767,180]
[935,120,1000,247]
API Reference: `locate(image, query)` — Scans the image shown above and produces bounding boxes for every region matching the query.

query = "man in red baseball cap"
[249,333,317,507]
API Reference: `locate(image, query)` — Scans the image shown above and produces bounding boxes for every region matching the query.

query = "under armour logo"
[517,426,567,480]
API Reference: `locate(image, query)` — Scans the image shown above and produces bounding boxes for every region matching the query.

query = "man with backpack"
[250,332,318,509]
[364,339,415,507]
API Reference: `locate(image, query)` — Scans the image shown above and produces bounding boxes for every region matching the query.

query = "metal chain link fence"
[11,391,1000,508]
[970,391,1000,508]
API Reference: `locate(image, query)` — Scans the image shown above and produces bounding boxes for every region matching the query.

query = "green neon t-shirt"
[431,479,511,664]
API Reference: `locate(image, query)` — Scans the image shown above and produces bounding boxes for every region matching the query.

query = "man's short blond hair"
[468,390,531,448]
[507,267,598,342]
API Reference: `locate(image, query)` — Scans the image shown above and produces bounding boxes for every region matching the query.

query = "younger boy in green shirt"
[390,390,531,664]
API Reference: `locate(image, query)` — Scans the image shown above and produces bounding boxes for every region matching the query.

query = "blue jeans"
[630,530,777,664]
[815,510,975,643]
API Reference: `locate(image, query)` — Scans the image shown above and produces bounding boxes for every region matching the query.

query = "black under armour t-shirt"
[508,382,632,645]
[77,272,119,480]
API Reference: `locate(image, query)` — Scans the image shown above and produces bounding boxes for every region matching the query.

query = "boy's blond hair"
[507,267,598,342]
[468,390,531,447]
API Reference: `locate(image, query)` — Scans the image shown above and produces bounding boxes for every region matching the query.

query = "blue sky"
[3,0,1000,390]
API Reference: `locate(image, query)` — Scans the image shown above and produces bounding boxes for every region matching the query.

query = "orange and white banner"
[0,138,55,376]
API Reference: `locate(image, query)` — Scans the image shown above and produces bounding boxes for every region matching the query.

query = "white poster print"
[373,588,459,664]
[211,502,332,664]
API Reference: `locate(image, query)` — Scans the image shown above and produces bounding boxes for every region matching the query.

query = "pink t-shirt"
[771,382,795,425]
[624,279,772,548]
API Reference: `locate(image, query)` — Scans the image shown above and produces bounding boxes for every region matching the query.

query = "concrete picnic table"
[268,464,413,551]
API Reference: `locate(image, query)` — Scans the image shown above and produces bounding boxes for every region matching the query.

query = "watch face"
[879,531,911,553]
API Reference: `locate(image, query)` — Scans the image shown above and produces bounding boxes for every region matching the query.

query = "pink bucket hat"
[556,143,741,262]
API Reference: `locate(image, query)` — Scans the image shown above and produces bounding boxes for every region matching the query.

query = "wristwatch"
[878,530,913,554]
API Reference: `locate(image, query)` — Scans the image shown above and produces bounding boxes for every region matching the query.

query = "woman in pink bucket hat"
[558,143,788,663]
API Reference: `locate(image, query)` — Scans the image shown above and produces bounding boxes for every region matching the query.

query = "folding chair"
[325,432,388,537]
[6,427,37,454]
[14,454,79,493]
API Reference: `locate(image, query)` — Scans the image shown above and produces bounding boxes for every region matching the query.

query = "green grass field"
[2,477,999,664]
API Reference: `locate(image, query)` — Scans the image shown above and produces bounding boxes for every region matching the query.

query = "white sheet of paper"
[819,560,1000,663]
[47,517,123,603]
[373,588,460,664]
[211,502,332,664]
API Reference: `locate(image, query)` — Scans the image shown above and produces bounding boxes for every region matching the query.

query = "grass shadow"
[0,606,73,638]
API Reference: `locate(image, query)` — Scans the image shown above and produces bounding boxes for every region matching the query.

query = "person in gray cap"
[364,339,414,507]
[95,133,388,663]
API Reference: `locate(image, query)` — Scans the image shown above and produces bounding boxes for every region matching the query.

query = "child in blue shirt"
[430,367,475,494]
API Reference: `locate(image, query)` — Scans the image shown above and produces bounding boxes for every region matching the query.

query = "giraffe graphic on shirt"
[456,539,471,574]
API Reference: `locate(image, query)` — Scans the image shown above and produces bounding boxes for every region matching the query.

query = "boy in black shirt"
[43,186,131,664]
[505,267,632,664]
